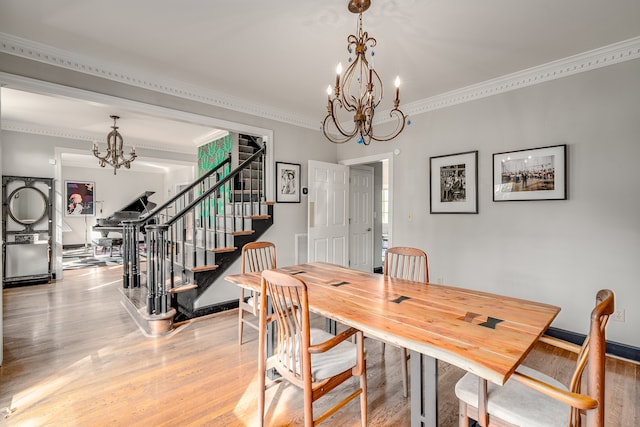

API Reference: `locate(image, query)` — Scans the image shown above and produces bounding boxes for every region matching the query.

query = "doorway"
[343,152,394,272]
[306,154,393,273]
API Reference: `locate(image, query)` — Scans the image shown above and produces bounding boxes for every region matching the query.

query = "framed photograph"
[65,181,95,216]
[493,144,567,201]
[276,162,301,203]
[430,151,478,214]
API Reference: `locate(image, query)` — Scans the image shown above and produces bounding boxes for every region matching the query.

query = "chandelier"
[92,115,137,175]
[322,0,407,145]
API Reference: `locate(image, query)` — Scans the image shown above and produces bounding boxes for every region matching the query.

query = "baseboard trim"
[546,326,640,363]
[191,299,239,318]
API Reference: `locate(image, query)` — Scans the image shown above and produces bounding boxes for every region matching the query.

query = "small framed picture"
[276,162,301,203]
[65,181,95,216]
[493,144,567,201]
[430,151,478,214]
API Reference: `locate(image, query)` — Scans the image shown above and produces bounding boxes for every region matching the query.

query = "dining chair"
[455,289,615,427]
[238,241,276,345]
[257,269,367,427]
[383,246,429,398]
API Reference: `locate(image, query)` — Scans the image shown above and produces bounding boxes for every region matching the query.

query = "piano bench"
[92,237,123,257]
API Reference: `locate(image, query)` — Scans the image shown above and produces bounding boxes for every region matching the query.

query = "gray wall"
[61,165,167,246]
[0,53,336,311]
[338,59,640,347]
[2,51,638,349]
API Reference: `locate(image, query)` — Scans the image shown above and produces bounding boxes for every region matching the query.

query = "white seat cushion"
[309,328,358,380]
[455,365,570,427]
[272,329,358,381]
[246,296,261,310]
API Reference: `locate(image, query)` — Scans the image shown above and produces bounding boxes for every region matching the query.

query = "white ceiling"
[1,0,640,166]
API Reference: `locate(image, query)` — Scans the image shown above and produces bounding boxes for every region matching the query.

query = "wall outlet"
[612,309,626,322]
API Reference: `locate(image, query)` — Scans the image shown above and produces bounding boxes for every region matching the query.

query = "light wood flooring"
[0,266,638,426]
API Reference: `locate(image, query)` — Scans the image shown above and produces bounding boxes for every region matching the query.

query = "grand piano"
[93,191,157,238]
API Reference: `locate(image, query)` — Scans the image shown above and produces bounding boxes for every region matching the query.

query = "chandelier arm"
[323,101,360,143]
[368,66,383,108]
[93,149,110,162]
[367,108,407,142]
[340,60,363,111]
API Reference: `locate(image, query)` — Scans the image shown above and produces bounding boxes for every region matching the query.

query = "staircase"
[120,137,273,335]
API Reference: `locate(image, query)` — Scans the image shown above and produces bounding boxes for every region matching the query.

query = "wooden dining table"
[226,262,560,427]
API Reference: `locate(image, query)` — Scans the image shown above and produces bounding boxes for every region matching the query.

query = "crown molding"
[0,32,319,131]
[193,129,230,147]
[399,36,640,118]
[2,32,639,130]
[2,119,196,154]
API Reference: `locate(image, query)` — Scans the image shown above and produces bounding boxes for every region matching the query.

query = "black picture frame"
[429,151,478,214]
[276,162,301,203]
[493,144,567,201]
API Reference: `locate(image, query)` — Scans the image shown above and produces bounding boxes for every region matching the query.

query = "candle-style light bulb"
[394,76,401,103]
[335,63,342,89]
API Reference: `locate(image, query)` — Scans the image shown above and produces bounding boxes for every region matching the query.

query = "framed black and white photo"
[493,144,567,201]
[276,162,301,203]
[65,180,95,216]
[430,151,478,214]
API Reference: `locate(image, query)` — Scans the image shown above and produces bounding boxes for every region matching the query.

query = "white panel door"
[307,160,349,266]
[349,166,374,272]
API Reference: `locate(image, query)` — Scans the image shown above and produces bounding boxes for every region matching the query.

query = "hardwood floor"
[1,266,638,426]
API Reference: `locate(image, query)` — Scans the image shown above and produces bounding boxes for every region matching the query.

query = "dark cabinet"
[2,176,54,286]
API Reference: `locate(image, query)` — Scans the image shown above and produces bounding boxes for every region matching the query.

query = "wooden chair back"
[260,269,310,385]
[257,269,368,426]
[571,289,614,426]
[242,241,277,274]
[238,242,276,345]
[384,246,429,282]
[456,289,615,427]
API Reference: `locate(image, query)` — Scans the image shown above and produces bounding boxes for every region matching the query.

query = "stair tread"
[212,247,238,253]
[231,230,255,236]
[168,283,198,293]
[192,264,219,273]
[214,228,254,234]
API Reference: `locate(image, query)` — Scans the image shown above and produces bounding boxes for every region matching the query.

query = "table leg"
[326,318,337,335]
[265,298,279,380]
[478,378,488,427]
[410,350,438,427]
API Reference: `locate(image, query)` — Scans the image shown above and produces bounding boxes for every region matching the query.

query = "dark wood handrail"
[166,144,265,227]
[127,154,232,227]
[127,141,268,318]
